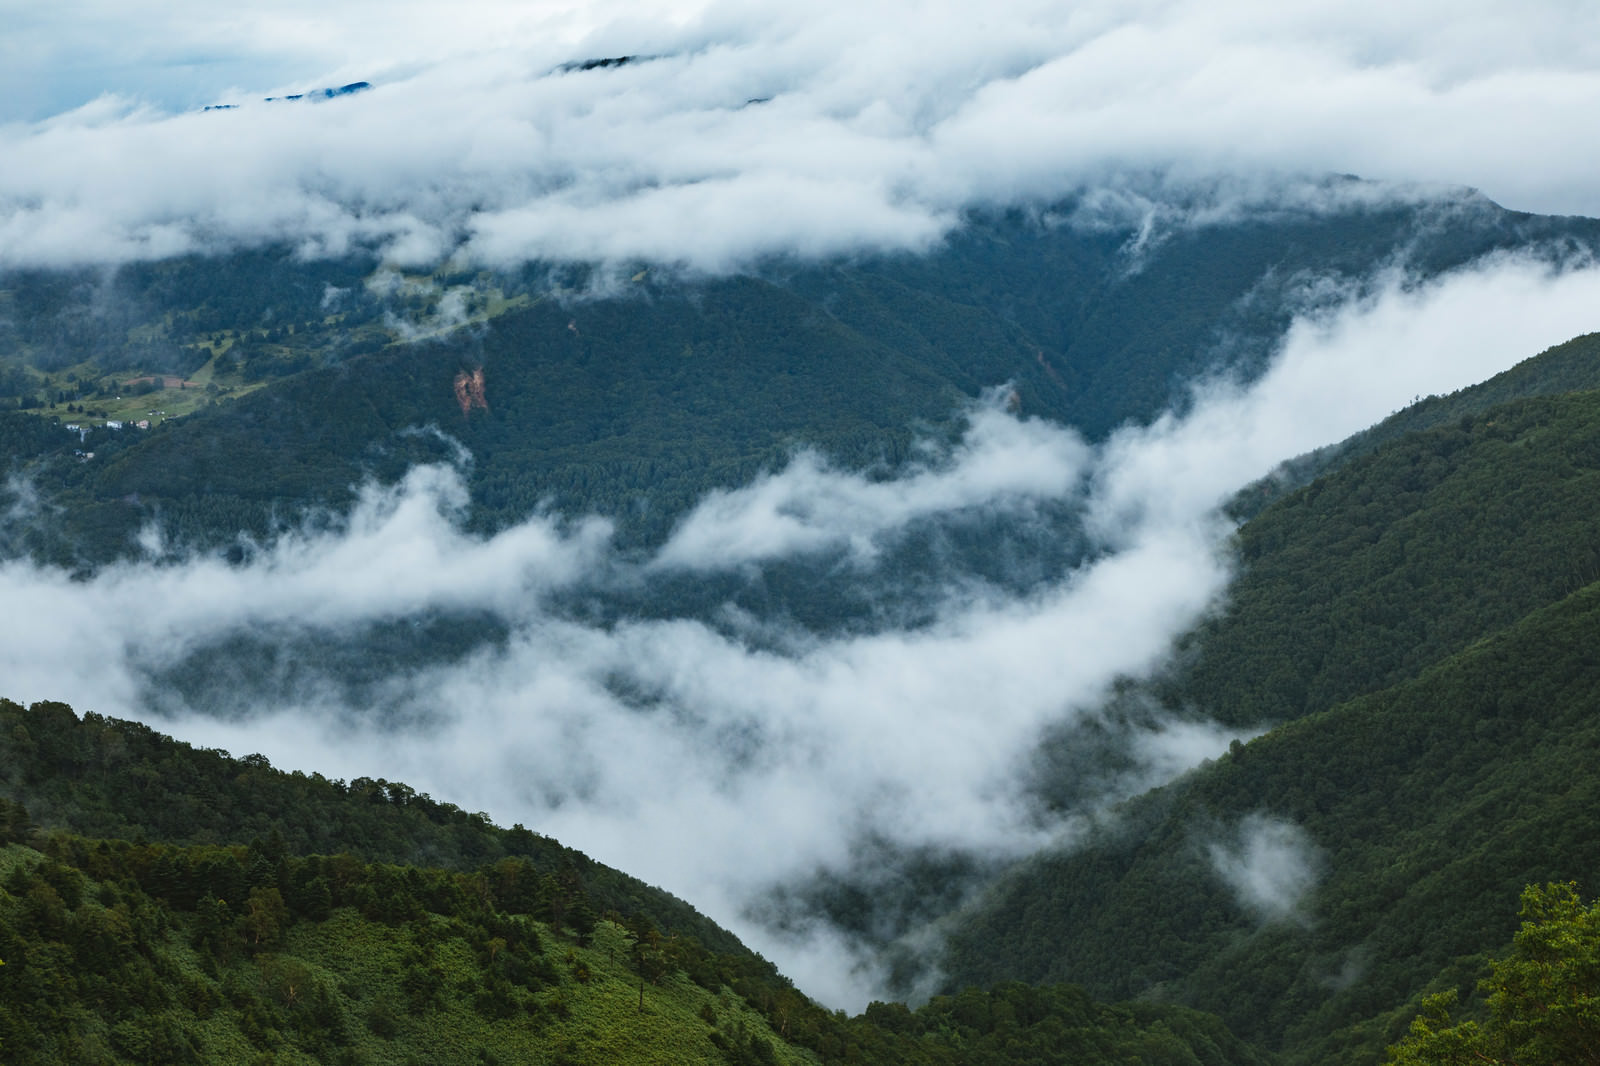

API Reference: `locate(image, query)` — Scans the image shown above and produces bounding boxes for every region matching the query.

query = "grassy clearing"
[163,911,808,1066]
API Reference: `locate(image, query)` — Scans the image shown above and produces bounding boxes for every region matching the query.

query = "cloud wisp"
[1207,813,1323,925]
[653,392,1090,572]
[2,255,1599,1006]
[4,0,1600,270]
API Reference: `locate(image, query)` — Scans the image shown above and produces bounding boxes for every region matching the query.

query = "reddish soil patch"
[453,368,488,415]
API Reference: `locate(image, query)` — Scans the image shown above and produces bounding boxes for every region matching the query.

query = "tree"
[1388,882,1600,1066]
[243,885,289,948]
[193,893,238,961]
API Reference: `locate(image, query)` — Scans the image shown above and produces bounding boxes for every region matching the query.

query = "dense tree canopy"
[1388,882,1600,1066]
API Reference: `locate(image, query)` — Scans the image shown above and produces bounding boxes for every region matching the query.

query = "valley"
[3,187,1600,1064]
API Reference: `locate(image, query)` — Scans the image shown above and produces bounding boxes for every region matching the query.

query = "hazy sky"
[4,0,1600,269]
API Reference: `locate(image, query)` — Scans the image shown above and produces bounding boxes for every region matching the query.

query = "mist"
[3,253,1598,1005]
[5,1,1600,270]
[1207,814,1323,925]
[652,394,1090,573]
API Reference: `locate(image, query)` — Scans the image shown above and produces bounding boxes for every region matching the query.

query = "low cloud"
[654,390,1090,571]
[1,473,42,528]
[3,1,1600,270]
[369,271,492,342]
[1,256,1598,1005]
[1207,813,1324,924]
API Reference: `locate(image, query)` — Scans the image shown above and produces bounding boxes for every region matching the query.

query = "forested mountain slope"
[0,699,1276,1066]
[5,189,1596,567]
[950,573,1600,1063]
[0,698,748,956]
[1170,385,1600,726]
[6,188,1600,1066]
[1235,330,1600,518]
[944,383,1600,1064]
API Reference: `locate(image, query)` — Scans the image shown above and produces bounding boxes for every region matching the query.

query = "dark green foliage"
[798,982,1275,1066]
[8,195,1600,1065]
[60,274,1032,559]
[0,826,804,1063]
[9,191,1597,566]
[952,576,1600,1062]
[1233,331,1600,520]
[0,778,1271,1065]
[0,411,66,462]
[0,249,381,373]
[946,381,1600,1064]
[0,690,1275,1063]
[1168,388,1600,727]
[0,698,745,957]
[869,194,1600,436]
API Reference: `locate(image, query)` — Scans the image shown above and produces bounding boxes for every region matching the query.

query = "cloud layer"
[4,0,1600,270]
[3,254,1597,1005]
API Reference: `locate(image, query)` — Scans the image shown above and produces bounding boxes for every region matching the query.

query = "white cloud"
[3,0,1600,270]
[653,391,1090,571]
[3,255,1595,1005]
[1207,813,1323,924]
[1087,253,1600,545]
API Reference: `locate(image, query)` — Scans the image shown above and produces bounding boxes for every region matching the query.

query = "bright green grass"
[176,911,805,1066]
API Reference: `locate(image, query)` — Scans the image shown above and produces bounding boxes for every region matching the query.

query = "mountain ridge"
[941,353,1600,1064]
[6,185,1598,568]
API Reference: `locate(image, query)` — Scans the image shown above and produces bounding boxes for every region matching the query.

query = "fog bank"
[2,255,1599,1005]
[5,1,1600,270]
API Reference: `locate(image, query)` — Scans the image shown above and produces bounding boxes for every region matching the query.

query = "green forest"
[4,193,1596,567]
[942,348,1600,1064]
[0,699,1274,1066]
[5,198,1600,1064]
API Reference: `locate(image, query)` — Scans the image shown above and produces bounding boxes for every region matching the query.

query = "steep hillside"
[0,702,1275,1066]
[1385,881,1600,1066]
[1170,386,1600,727]
[1234,331,1600,518]
[7,190,1600,1066]
[0,834,809,1066]
[0,698,744,956]
[6,188,1597,567]
[944,384,1600,1063]
[949,574,1600,1063]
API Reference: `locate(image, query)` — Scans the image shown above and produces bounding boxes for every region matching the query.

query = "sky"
[4,1,1600,269]
[4,0,1600,1010]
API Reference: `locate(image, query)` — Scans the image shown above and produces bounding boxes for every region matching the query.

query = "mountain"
[1169,378,1600,729]
[941,354,1600,1062]
[3,186,1597,569]
[1231,330,1600,519]
[6,182,1600,1065]
[0,697,744,955]
[0,697,1275,1066]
